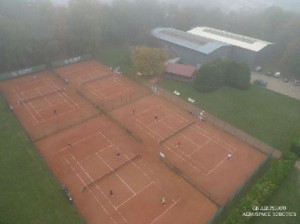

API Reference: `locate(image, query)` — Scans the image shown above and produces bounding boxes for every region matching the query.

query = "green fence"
[0,64,47,81]
[51,55,92,68]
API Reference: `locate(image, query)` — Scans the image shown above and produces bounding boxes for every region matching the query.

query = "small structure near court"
[164,63,197,82]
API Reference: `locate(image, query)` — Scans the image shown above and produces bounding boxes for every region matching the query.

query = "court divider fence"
[76,90,143,143]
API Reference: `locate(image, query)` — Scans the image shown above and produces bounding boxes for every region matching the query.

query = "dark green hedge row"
[291,131,300,157]
[224,152,297,224]
[193,59,251,92]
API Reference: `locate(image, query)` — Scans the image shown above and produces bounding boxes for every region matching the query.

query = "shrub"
[193,61,224,92]
[291,131,300,157]
[224,154,296,224]
[225,61,251,90]
[193,59,251,92]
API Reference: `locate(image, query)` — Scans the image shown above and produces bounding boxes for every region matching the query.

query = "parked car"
[253,79,267,87]
[274,72,281,78]
[293,80,299,86]
[283,77,289,82]
[265,71,273,77]
[254,66,262,72]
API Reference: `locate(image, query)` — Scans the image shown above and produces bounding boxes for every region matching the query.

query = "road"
[251,72,300,101]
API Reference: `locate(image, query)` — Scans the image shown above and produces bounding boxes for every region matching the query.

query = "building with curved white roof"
[152,27,273,68]
[188,27,272,52]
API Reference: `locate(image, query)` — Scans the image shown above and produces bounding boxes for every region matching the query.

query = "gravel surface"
[251,72,300,101]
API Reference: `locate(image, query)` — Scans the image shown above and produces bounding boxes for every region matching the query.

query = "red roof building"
[164,63,197,82]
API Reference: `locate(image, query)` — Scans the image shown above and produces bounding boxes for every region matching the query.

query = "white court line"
[96,153,136,195]
[59,131,106,153]
[180,134,210,156]
[160,105,191,123]
[68,153,129,223]
[87,84,106,99]
[138,160,154,175]
[27,101,44,121]
[193,125,236,153]
[81,145,115,163]
[146,114,169,128]
[150,198,181,224]
[164,143,208,174]
[116,181,154,209]
[134,104,191,143]
[17,78,78,122]
[63,157,110,215]
[123,154,149,177]
[46,78,80,111]
[205,153,235,176]
[135,118,159,141]
[12,88,40,123]
[135,104,161,118]
[168,126,237,176]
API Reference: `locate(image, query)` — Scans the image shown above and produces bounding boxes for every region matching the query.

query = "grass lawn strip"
[0,95,84,224]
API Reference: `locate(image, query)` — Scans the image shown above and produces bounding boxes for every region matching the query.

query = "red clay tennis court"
[0,60,269,224]
[54,60,112,85]
[1,71,98,140]
[36,116,218,224]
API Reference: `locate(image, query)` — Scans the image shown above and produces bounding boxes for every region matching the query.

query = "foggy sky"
[50,0,300,12]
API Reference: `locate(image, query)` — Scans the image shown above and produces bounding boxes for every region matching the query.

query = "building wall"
[161,40,233,67]
[162,41,209,66]
[208,46,232,62]
[164,73,193,83]
[254,44,274,67]
[159,39,270,68]
[231,47,256,66]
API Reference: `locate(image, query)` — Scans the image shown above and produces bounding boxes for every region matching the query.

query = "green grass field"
[159,78,300,151]
[0,95,85,224]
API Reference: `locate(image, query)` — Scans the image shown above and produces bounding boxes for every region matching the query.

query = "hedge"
[193,59,250,92]
[291,131,300,157]
[224,152,297,224]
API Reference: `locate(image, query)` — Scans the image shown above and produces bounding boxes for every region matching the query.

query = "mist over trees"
[1,0,300,79]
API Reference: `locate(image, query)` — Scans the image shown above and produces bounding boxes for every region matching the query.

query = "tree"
[193,59,225,92]
[131,46,167,76]
[282,38,300,79]
[67,0,105,54]
[193,59,251,92]
[225,61,251,90]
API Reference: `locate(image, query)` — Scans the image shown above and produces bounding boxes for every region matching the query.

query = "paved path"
[251,72,300,101]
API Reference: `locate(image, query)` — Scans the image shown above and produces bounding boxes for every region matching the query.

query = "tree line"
[1,0,300,78]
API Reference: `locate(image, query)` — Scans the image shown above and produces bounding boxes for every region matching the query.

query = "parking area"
[251,72,300,101]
